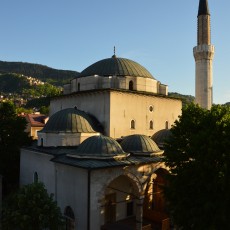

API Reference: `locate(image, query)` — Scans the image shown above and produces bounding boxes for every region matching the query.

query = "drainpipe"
[136,196,144,230]
[0,175,2,228]
[87,170,91,230]
[55,167,57,201]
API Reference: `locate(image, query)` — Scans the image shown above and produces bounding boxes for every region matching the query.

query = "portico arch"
[143,168,170,229]
[100,174,144,229]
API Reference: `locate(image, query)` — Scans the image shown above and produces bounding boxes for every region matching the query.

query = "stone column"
[136,196,144,230]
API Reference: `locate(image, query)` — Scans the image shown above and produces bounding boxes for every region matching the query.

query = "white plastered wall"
[50,91,111,135]
[37,132,99,147]
[20,149,56,195]
[109,91,182,138]
[50,90,181,139]
[64,75,166,95]
[55,164,88,230]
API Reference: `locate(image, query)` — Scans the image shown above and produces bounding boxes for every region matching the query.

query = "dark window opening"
[129,81,134,90]
[40,138,43,147]
[150,120,153,130]
[127,201,134,216]
[34,172,38,183]
[64,206,75,230]
[131,120,135,129]
[165,121,169,129]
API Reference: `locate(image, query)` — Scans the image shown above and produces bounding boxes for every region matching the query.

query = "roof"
[52,88,181,103]
[78,56,155,79]
[120,134,163,156]
[198,0,210,16]
[41,108,101,133]
[151,129,172,149]
[69,135,128,159]
[23,144,163,170]
[24,114,48,127]
[52,154,163,170]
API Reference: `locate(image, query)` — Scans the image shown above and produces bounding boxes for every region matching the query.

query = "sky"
[0,0,229,104]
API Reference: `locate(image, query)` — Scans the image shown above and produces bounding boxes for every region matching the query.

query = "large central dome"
[78,56,155,79]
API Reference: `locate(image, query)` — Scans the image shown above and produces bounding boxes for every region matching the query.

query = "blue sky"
[0,0,229,104]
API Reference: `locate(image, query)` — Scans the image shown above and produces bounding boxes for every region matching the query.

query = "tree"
[2,182,64,230]
[39,105,49,115]
[0,102,31,194]
[164,104,230,229]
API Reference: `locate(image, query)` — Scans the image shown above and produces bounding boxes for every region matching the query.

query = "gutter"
[87,170,91,230]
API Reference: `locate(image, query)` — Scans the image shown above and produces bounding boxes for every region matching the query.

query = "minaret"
[193,0,214,109]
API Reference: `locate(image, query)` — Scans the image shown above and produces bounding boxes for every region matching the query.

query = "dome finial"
[112,46,117,58]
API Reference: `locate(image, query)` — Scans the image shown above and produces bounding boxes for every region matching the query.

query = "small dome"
[120,134,163,156]
[151,129,172,149]
[70,135,128,159]
[41,108,101,133]
[78,56,155,79]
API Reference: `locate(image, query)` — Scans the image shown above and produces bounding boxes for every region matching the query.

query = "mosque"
[20,0,213,229]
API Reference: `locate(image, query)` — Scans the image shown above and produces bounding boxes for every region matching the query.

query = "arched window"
[129,80,134,90]
[34,172,38,183]
[64,206,75,230]
[131,120,135,129]
[78,83,80,91]
[150,120,153,130]
[40,138,43,147]
[165,121,169,130]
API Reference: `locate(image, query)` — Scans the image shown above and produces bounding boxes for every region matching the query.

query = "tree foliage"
[22,83,61,97]
[168,92,195,108]
[2,182,64,230]
[164,104,230,229]
[0,102,32,194]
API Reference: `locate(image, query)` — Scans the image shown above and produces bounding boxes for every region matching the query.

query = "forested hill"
[168,92,195,107]
[0,61,79,86]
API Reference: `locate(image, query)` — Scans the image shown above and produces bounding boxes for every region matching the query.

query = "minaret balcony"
[193,44,215,60]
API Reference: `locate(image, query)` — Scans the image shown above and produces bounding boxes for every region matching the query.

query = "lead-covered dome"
[120,134,163,156]
[151,129,172,149]
[41,108,100,133]
[69,135,128,159]
[78,56,155,79]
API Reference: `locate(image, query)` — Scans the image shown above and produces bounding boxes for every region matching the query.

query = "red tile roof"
[25,114,48,127]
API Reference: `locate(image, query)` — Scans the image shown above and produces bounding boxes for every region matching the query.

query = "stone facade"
[50,90,181,139]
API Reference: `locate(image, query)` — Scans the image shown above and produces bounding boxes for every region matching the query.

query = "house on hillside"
[22,113,48,140]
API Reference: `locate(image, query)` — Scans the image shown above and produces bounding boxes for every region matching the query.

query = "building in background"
[22,113,48,140]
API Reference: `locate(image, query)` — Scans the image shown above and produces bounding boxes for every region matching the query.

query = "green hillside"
[0,73,29,93]
[0,73,61,97]
[168,92,195,107]
[0,61,79,86]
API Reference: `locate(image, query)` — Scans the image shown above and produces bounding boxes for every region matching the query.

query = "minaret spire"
[193,0,214,109]
[198,0,210,16]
